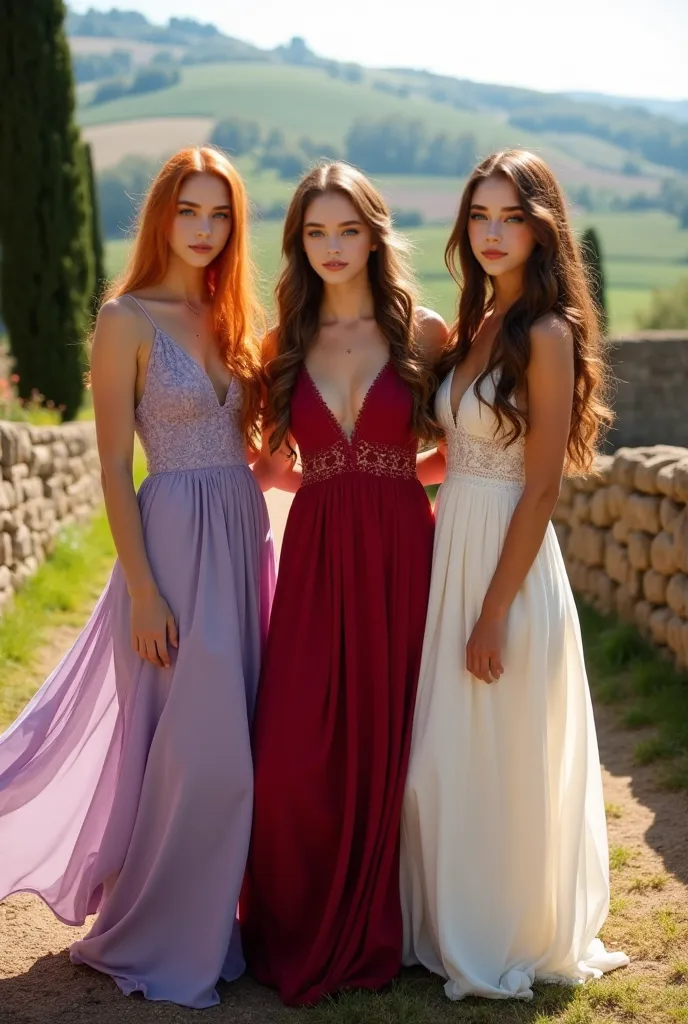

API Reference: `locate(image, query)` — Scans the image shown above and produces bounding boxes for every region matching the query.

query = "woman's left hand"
[466,609,507,684]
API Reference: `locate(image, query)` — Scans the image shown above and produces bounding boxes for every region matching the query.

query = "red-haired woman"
[401,150,628,999]
[240,162,447,1006]
[0,147,275,1008]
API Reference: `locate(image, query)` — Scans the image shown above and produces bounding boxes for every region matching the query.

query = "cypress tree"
[0,0,93,420]
[580,227,608,333]
[83,142,107,317]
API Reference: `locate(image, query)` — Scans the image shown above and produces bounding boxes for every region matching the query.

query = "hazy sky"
[70,0,687,100]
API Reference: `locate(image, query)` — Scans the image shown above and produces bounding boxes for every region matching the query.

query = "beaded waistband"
[301,440,417,485]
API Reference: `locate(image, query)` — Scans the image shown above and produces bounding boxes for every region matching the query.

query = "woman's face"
[467,174,536,279]
[302,191,376,285]
[169,172,233,268]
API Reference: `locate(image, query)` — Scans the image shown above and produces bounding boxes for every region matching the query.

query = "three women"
[0,145,627,1008]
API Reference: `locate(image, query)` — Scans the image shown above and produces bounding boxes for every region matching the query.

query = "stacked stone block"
[554,446,688,671]
[0,421,101,614]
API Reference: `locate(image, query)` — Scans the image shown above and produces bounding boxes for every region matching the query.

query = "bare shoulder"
[414,306,449,362]
[530,313,573,354]
[92,295,150,355]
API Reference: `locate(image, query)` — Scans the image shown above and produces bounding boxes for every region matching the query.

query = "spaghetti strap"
[126,294,157,330]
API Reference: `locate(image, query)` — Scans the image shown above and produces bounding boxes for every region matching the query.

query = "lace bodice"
[290,362,419,486]
[129,297,247,475]
[437,367,525,487]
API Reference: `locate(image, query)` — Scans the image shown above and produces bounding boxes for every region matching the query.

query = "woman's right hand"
[130,587,179,668]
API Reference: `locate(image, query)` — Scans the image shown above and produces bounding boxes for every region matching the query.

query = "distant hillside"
[565,92,688,125]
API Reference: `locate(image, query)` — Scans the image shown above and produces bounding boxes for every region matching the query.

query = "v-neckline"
[157,328,232,409]
[304,361,391,443]
[447,364,484,429]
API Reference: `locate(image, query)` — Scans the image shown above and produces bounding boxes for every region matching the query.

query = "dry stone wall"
[554,445,688,671]
[0,421,101,615]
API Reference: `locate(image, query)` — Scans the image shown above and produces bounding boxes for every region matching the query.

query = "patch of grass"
[586,977,641,1016]
[623,706,655,729]
[634,737,678,766]
[605,802,623,820]
[579,600,688,790]
[595,677,627,705]
[595,621,651,672]
[610,845,635,870]
[0,447,147,730]
[609,896,631,915]
[656,909,683,947]
[659,756,688,792]
[629,875,669,893]
[669,961,688,984]
[0,515,115,726]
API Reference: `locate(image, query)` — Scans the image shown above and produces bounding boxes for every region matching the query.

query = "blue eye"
[213,212,229,220]
[470,213,487,221]
[307,230,324,238]
[506,216,525,223]
[179,208,194,216]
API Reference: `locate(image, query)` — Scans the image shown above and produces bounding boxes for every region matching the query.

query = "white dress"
[400,368,628,1001]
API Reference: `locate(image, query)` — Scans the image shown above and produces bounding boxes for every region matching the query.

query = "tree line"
[208,115,478,180]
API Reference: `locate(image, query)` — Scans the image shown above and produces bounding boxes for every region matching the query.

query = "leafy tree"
[92,78,129,105]
[83,143,106,314]
[210,118,262,156]
[0,0,93,418]
[130,65,180,95]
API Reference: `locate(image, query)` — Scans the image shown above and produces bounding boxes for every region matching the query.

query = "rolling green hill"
[76,63,669,198]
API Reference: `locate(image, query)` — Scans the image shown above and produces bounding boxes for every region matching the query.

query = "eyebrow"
[304,220,363,228]
[470,204,524,212]
[177,199,232,211]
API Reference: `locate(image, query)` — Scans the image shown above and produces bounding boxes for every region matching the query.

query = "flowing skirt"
[401,474,628,1000]
[0,464,275,1008]
[241,474,434,1006]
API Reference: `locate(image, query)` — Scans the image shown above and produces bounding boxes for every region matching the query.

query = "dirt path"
[2,488,687,1022]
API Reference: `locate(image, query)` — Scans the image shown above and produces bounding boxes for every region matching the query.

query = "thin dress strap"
[126,294,158,330]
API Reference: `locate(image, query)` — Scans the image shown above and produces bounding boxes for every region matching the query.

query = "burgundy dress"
[241,360,434,1006]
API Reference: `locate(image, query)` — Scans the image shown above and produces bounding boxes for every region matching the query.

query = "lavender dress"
[0,296,275,1008]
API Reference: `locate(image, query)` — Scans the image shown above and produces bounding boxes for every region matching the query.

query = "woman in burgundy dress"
[241,162,447,1006]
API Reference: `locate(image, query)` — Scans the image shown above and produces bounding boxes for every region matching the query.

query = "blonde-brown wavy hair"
[439,149,612,473]
[103,146,264,451]
[265,162,437,455]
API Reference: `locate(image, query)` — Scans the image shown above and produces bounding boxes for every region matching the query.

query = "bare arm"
[90,299,178,667]
[251,327,303,493]
[252,431,303,493]
[414,306,449,486]
[416,439,447,487]
[466,316,574,684]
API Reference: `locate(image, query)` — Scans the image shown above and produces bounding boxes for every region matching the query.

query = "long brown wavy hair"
[439,149,612,472]
[104,146,264,450]
[265,162,437,455]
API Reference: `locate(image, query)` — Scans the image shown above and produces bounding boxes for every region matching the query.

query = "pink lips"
[482,250,507,260]
[323,261,348,271]
[189,244,213,254]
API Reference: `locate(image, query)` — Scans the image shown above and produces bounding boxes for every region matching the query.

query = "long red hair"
[104,146,263,450]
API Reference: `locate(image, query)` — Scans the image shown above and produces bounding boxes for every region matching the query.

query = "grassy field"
[105,211,688,332]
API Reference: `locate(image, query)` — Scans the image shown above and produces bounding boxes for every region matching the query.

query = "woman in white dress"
[401,150,629,1001]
